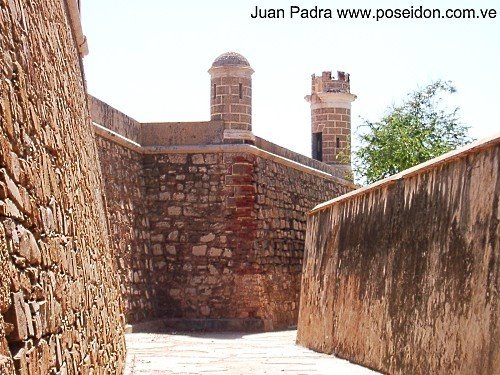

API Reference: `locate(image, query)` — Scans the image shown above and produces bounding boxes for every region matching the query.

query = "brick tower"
[209,52,255,143]
[305,71,356,174]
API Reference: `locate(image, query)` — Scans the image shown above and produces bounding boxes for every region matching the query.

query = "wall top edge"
[93,122,355,187]
[309,132,500,215]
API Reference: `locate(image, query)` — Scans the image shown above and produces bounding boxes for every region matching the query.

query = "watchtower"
[209,52,254,143]
[305,71,356,173]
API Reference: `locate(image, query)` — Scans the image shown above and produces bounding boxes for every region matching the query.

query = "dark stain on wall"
[298,140,499,374]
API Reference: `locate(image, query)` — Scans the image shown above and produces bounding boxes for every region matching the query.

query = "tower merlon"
[306,70,357,108]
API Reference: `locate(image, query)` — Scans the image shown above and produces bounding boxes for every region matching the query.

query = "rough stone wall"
[142,152,260,321]
[0,0,125,373]
[297,139,499,374]
[90,92,354,329]
[253,156,351,329]
[140,149,352,328]
[94,136,154,324]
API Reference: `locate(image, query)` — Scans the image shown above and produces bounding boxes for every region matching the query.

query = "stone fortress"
[91,51,356,329]
[0,1,497,374]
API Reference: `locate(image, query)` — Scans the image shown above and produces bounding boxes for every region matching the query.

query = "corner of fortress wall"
[1,1,126,373]
[90,95,355,330]
[297,134,500,374]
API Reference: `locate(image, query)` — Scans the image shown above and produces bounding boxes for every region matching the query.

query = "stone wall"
[95,136,154,324]
[141,150,352,329]
[297,136,499,374]
[0,0,126,373]
[253,156,350,328]
[142,152,248,321]
[92,96,355,328]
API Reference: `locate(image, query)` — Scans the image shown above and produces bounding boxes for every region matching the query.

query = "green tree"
[354,80,472,184]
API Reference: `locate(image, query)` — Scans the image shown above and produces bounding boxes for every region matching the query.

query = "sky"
[81,0,499,158]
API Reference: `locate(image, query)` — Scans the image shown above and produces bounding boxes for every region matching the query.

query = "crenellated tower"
[305,71,356,174]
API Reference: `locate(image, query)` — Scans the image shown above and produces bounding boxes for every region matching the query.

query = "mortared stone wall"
[91,98,354,329]
[0,0,126,373]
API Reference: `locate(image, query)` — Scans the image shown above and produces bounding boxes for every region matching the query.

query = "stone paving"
[125,330,380,374]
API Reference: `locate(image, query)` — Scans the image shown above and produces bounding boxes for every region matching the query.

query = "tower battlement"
[306,69,356,173]
[311,71,351,96]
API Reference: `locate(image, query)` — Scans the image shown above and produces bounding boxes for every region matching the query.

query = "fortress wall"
[94,136,155,324]
[141,121,224,146]
[297,136,499,374]
[89,96,142,144]
[1,0,125,373]
[141,150,353,328]
[253,156,352,329]
[254,136,344,178]
[90,95,354,329]
[142,152,262,321]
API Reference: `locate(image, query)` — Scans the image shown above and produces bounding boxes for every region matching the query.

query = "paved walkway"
[125,330,380,374]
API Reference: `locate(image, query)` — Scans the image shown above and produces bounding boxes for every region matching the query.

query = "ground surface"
[125,330,380,374]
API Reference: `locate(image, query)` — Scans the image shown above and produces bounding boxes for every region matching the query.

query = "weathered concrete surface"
[89,96,142,143]
[297,135,499,374]
[125,330,380,374]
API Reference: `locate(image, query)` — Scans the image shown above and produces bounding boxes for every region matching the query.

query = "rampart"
[90,97,354,329]
[0,1,126,373]
[297,134,499,374]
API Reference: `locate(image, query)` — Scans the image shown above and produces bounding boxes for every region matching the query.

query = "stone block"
[18,228,41,265]
[4,291,28,342]
[200,233,215,243]
[208,248,222,257]
[167,206,182,216]
[191,154,205,165]
[192,245,207,256]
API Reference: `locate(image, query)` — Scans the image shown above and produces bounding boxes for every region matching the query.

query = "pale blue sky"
[82,0,499,157]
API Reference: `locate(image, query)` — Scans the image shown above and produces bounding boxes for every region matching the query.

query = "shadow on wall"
[297,134,499,375]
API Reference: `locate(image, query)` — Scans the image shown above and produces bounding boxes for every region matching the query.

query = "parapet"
[306,70,356,106]
[312,71,351,94]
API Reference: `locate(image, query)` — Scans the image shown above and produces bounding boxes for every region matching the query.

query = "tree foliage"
[354,80,472,184]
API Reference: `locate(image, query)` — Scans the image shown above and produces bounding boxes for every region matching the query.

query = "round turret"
[209,52,254,143]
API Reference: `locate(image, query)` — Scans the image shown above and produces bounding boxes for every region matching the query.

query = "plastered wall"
[297,137,499,374]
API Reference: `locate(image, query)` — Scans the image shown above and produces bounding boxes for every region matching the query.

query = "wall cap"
[65,0,88,56]
[310,132,500,215]
[93,122,355,187]
[223,129,255,142]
